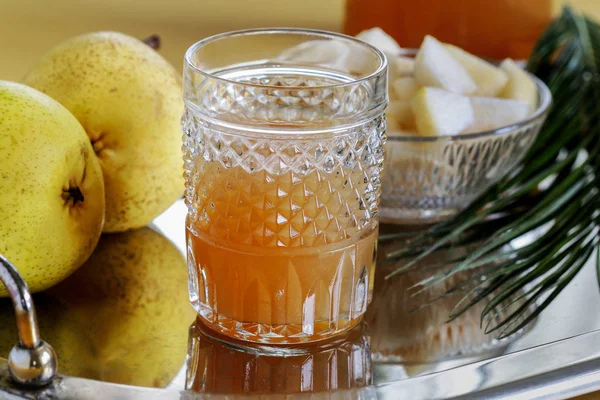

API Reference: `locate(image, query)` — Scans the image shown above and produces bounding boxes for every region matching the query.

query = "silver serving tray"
[0,200,598,399]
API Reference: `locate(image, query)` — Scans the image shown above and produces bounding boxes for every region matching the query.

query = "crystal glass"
[380,66,552,224]
[182,29,388,344]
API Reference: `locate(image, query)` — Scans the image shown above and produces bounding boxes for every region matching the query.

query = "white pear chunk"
[388,58,415,101]
[387,100,416,129]
[411,87,474,136]
[389,56,415,77]
[356,28,408,79]
[356,27,402,55]
[444,44,508,96]
[276,39,377,75]
[414,36,476,94]
[392,77,419,100]
[277,40,351,68]
[500,59,538,112]
[464,97,530,133]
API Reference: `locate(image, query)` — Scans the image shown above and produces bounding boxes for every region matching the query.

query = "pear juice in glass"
[182,29,387,344]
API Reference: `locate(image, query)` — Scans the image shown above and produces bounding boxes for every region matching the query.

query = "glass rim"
[184,27,389,90]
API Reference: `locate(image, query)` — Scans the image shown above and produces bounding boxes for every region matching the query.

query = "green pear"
[0,227,194,387]
[23,32,184,233]
[0,81,105,296]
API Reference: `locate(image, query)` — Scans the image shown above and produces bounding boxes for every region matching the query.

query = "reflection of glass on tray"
[185,319,372,394]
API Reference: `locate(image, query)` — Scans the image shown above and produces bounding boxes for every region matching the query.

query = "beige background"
[0,0,599,81]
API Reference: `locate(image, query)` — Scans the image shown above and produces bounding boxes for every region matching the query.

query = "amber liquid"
[186,165,378,343]
[344,0,553,59]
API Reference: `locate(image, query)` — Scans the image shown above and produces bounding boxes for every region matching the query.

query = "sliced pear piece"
[277,39,378,76]
[414,36,476,94]
[387,100,416,129]
[277,40,351,68]
[392,77,419,100]
[389,56,415,77]
[444,44,508,96]
[356,28,410,80]
[411,87,474,136]
[464,97,530,133]
[500,59,538,112]
[356,27,402,55]
[388,58,415,101]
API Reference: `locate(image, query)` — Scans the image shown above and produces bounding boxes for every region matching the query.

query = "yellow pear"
[0,81,105,296]
[0,227,194,387]
[23,32,184,233]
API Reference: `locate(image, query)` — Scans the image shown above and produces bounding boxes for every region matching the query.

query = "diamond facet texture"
[186,74,373,124]
[183,109,386,247]
[381,122,542,219]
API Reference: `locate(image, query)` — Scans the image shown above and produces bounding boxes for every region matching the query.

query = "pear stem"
[142,35,161,50]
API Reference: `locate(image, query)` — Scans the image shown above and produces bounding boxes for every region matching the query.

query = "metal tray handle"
[0,254,57,387]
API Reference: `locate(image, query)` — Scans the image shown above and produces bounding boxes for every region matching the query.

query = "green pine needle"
[382,7,600,338]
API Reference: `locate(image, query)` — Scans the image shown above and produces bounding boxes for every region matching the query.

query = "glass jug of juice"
[344,0,553,60]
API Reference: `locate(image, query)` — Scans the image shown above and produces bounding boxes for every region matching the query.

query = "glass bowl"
[380,70,552,224]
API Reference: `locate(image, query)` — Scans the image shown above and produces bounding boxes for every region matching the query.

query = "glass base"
[193,303,364,345]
